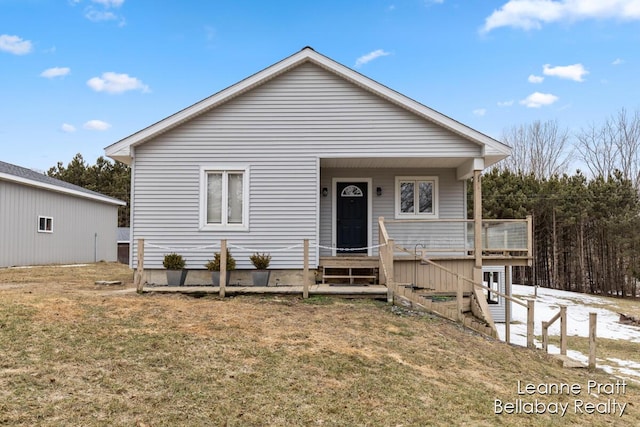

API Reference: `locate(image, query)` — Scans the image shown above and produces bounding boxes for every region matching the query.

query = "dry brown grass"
[1,263,639,426]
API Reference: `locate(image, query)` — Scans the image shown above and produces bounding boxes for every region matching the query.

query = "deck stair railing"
[542,305,567,355]
[379,217,535,347]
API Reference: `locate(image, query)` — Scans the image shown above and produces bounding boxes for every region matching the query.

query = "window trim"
[199,166,249,231]
[394,176,439,219]
[38,216,53,233]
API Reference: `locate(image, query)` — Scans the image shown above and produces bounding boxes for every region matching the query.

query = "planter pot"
[166,269,186,286]
[211,271,231,286]
[252,270,271,286]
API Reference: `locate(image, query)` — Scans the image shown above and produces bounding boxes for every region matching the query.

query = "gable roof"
[0,160,126,206]
[105,46,510,166]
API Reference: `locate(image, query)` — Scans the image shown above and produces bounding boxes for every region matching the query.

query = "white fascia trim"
[0,172,126,206]
[104,48,511,162]
[308,53,511,156]
[105,50,318,160]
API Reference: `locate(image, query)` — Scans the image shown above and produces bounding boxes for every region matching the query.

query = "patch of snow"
[496,285,640,381]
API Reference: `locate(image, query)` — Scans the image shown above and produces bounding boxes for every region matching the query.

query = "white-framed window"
[38,216,53,233]
[395,176,438,219]
[200,166,249,230]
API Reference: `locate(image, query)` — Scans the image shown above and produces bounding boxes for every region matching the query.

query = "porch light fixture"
[376,187,382,196]
[322,187,328,197]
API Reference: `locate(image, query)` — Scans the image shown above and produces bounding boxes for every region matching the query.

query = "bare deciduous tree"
[577,108,640,188]
[498,120,572,179]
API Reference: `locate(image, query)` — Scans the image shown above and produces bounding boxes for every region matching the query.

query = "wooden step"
[321,264,379,285]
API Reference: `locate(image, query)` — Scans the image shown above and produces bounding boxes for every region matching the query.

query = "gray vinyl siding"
[131,62,480,269]
[0,181,118,267]
[319,168,465,257]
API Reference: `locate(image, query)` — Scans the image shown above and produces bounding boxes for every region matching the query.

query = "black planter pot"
[252,270,271,286]
[211,271,232,286]
[166,269,186,286]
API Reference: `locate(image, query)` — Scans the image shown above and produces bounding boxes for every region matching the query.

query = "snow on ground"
[495,285,640,382]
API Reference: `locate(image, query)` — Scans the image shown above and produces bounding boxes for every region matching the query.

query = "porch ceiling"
[320,157,469,169]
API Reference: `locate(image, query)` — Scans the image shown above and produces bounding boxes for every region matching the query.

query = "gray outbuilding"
[0,160,126,267]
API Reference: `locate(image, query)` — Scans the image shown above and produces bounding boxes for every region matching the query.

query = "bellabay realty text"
[495,380,628,417]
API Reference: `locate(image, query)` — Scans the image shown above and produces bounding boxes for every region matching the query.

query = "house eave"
[0,172,126,206]
[104,47,511,165]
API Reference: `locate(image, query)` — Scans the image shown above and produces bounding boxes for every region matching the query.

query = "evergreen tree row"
[475,168,640,298]
[47,153,131,227]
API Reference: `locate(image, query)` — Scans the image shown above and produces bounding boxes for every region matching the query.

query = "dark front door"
[336,182,368,254]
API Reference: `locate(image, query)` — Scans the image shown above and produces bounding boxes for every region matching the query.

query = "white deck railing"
[382,216,532,258]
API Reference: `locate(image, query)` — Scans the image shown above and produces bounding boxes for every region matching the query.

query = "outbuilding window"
[395,176,438,219]
[200,167,249,230]
[38,216,53,233]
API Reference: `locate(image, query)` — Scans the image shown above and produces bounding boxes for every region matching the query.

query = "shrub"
[163,253,185,270]
[205,249,236,271]
[250,252,272,269]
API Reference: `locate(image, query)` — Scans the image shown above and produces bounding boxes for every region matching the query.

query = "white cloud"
[92,0,125,7]
[83,120,111,131]
[543,63,588,82]
[87,72,149,94]
[0,34,33,55]
[473,108,487,116]
[520,92,559,108]
[61,123,76,133]
[612,58,625,65]
[40,67,71,78]
[482,0,640,33]
[84,0,125,24]
[498,100,515,107]
[528,74,544,83]
[355,49,391,68]
[85,9,117,21]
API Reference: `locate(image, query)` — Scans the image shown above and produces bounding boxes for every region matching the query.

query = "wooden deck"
[142,284,389,299]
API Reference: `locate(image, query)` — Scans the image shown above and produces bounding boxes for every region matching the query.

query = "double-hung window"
[201,167,249,230]
[395,176,438,219]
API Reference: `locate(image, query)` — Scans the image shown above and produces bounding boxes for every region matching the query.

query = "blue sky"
[1,0,639,172]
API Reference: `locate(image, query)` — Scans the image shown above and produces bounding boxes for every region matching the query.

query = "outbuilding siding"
[0,180,119,267]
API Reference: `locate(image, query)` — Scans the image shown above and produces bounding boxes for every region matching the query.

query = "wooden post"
[456,276,464,322]
[504,265,511,345]
[135,238,145,293]
[378,218,386,286]
[219,239,227,298]
[589,312,597,370]
[387,238,395,303]
[527,299,535,349]
[560,305,567,356]
[473,170,482,269]
[542,321,549,351]
[303,239,309,299]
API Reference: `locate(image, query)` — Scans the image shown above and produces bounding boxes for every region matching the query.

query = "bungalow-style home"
[106,47,531,335]
[0,160,125,267]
